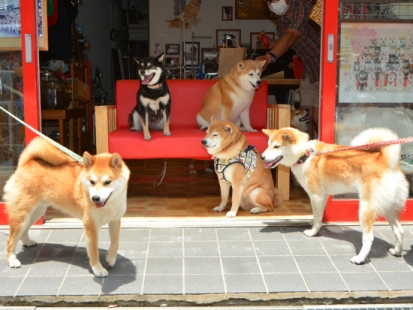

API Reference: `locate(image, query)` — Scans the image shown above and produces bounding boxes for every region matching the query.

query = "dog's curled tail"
[350,127,401,170]
[18,137,77,167]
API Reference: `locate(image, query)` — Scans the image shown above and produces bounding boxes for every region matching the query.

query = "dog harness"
[214,145,258,185]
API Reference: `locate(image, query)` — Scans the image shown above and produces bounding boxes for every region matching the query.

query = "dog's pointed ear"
[281,131,294,143]
[133,57,141,65]
[262,129,272,137]
[110,153,123,170]
[257,59,266,69]
[157,52,165,63]
[237,62,245,72]
[83,152,95,168]
[224,124,233,134]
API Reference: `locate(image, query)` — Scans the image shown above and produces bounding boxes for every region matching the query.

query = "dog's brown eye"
[104,180,112,185]
[273,145,280,149]
[90,180,95,185]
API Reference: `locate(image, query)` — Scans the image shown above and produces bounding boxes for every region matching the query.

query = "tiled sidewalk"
[0,224,413,304]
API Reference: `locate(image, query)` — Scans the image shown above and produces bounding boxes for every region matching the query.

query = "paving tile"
[340,272,388,291]
[184,228,217,241]
[119,229,150,242]
[145,257,183,274]
[219,241,255,256]
[117,242,148,258]
[13,243,44,258]
[0,257,36,277]
[221,256,260,274]
[281,226,311,241]
[264,273,308,292]
[185,256,222,275]
[302,272,348,292]
[101,275,143,294]
[150,228,183,241]
[0,230,9,245]
[46,229,83,243]
[316,226,352,241]
[37,243,77,259]
[22,229,52,244]
[378,271,413,290]
[253,240,291,256]
[259,255,299,273]
[370,254,412,271]
[184,241,220,256]
[58,275,103,295]
[0,276,24,297]
[148,241,183,257]
[320,239,359,255]
[143,274,183,294]
[294,255,337,273]
[288,239,327,256]
[224,274,266,293]
[16,275,63,296]
[216,228,251,241]
[107,257,145,276]
[249,227,284,240]
[329,255,375,273]
[66,257,94,276]
[26,257,72,276]
[185,274,225,294]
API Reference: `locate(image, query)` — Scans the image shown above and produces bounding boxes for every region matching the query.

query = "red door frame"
[320,0,413,222]
[0,1,42,225]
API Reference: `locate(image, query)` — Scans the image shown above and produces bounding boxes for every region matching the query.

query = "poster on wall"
[339,22,413,104]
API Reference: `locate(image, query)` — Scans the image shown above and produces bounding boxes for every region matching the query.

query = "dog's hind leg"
[21,204,48,247]
[248,188,273,214]
[386,212,404,257]
[351,203,375,265]
[106,219,121,268]
[303,194,328,237]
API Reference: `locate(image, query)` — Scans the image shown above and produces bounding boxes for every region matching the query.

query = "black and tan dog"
[129,52,171,140]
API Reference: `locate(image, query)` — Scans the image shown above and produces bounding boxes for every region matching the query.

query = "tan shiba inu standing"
[3,137,130,277]
[196,59,266,132]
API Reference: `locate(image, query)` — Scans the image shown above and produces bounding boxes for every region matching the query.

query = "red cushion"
[109,128,269,160]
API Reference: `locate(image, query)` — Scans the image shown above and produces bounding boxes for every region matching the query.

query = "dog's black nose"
[92,195,100,202]
[201,140,207,145]
[261,155,265,160]
[257,80,262,85]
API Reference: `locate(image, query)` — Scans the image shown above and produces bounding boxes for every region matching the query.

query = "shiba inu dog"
[291,107,311,133]
[130,52,171,140]
[168,0,202,28]
[3,137,130,277]
[201,118,281,218]
[196,59,266,131]
[261,127,408,265]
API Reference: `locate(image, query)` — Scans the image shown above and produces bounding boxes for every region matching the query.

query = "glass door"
[0,0,42,224]
[321,0,413,221]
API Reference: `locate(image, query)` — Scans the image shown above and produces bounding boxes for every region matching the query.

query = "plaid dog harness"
[214,145,258,185]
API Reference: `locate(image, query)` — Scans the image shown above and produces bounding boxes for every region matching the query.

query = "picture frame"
[201,48,219,62]
[182,41,200,67]
[222,6,233,21]
[165,44,180,56]
[0,0,48,51]
[235,0,276,20]
[216,29,241,48]
[338,21,413,104]
[249,32,275,50]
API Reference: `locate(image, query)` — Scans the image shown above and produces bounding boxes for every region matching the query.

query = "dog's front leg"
[84,221,108,277]
[106,219,121,268]
[213,179,230,212]
[162,108,171,136]
[227,182,244,218]
[303,194,328,237]
[141,112,151,140]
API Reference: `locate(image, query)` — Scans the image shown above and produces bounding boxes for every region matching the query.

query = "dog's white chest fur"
[140,94,170,112]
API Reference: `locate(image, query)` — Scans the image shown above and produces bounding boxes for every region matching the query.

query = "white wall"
[149,0,277,57]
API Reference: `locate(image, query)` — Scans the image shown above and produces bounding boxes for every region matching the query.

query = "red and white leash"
[307,136,413,156]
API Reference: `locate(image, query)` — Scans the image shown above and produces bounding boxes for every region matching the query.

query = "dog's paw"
[144,136,152,141]
[213,206,225,212]
[106,254,117,267]
[164,131,171,136]
[92,265,109,277]
[226,211,237,218]
[350,255,368,265]
[130,127,138,131]
[22,239,37,247]
[8,258,21,268]
[250,207,261,214]
[389,248,402,257]
[303,228,318,237]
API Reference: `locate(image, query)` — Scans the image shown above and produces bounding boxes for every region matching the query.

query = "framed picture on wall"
[165,44,180,55]
[216,29,241,48]
[249,32,275,50]
[182,42,200,67]
[222,6,233,21]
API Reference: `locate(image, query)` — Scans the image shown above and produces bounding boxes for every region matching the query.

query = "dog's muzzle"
[261,155,283,169]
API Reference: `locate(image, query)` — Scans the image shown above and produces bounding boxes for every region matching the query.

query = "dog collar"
[147,83,162,89]
[292,148,314,166]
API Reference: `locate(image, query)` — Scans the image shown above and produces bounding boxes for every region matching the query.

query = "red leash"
[307,136,413,156]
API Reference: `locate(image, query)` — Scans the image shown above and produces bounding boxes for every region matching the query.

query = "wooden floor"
[45,159,312,222]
